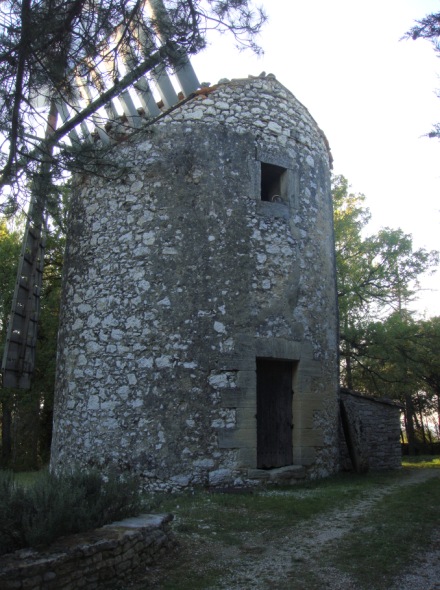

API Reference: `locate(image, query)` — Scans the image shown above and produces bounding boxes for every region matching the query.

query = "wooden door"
[256,358,294,469]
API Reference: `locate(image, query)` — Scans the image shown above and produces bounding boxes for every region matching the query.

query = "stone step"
[247,465,307,483]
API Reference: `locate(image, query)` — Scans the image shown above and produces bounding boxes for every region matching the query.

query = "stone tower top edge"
[215,73,333,166]
[93,72,332,171]
[149,72,333,167]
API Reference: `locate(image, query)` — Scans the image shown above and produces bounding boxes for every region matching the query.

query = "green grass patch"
[136,471,404,590]
[326,473,440,589]
[155,473,395,544]
[402,455,440,468]
[13,470,42,488]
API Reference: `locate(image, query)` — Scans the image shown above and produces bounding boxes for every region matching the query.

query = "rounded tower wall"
[51,76,339,490]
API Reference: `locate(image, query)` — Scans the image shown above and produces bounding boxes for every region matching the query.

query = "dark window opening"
[261,163,287,202]
[256,358,294,469]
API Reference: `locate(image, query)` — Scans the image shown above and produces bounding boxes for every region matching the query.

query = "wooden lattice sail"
[1,0,199,389]
[1,197,47,389]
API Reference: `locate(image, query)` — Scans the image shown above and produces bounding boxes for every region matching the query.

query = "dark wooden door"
[256,358,293,469]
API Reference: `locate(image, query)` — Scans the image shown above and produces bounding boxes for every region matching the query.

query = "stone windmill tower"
[0,0,338,489]
[49,70,340,490]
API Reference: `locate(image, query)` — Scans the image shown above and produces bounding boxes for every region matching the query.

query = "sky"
[191,0,440,318]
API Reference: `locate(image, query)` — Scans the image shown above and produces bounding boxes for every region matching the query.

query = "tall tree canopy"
[405,11,440,138]
[333,175,440,448]
[333,174,437,338]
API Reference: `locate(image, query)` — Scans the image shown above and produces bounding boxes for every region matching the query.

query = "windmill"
[1,0,199,389]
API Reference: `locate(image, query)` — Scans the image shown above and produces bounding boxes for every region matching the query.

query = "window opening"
[261,163,287,202]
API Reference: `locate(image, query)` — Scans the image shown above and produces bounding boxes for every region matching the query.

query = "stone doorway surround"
[216,336,326,477]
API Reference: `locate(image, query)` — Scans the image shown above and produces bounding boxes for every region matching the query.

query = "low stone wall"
[0,514,174,590]
[340,389,403,472]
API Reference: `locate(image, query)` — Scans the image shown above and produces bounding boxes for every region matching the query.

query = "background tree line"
[0,204,64,469]
[334,174,439,453]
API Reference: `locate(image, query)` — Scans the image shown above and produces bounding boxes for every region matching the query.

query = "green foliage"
[333,175,438,324]
[405,11,440,139]
[0,217,22,345]
[0,200,66,468]
[0,217,23,468]
[333,174,440,450]
[0,469,141,555]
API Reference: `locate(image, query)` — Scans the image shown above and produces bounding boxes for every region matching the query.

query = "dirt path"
[128,469,440,590]
[208,468,440,590]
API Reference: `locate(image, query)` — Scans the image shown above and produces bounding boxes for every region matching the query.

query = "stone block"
[297,446,317,466]
[236,408,257,429]
[298,429,324,447]
[220,389,255,408]
[268,465,306,481]
[218,427,256,449]
[237,446,256,467]
[247,468,271,480]
[236,370,256,389]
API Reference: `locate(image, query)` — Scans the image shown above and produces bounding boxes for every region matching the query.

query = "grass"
[13,470,42,488]
[155,471,398,543]
[5,458,440,589]
[327,471,440,588]
[126,460,440,590]
[402,454,440,468]
[129,471,413,589]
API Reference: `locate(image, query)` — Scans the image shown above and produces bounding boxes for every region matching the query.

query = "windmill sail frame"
[1,0,199,389]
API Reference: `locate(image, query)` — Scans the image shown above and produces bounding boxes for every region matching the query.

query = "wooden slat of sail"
[55,101,81,146]
[117,35,162,117]
[1,99,58,389]
[145,0,199,98]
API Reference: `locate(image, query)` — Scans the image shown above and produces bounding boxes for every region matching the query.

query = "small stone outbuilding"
[340,388,403,473]
[51,74,340,490]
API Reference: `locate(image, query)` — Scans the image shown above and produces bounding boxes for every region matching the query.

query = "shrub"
[0,469,141,555]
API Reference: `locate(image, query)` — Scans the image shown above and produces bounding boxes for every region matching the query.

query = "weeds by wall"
[0,469,141,555]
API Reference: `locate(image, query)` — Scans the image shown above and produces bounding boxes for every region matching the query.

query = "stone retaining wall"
[0,514,174,590]
[340,389,403,472]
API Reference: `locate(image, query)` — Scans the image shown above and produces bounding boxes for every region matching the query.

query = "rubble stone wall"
[51,75,339,489]
[0,515,173,590]
[340,390,402,471]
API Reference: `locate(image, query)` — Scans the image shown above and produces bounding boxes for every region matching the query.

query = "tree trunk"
[437,393,440,441]
[345,350,353,390]
[416,395,427,445]
[404,393,417,455]
[11,391,40,470]
[343,316,354,389]
[1,397,12,467]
